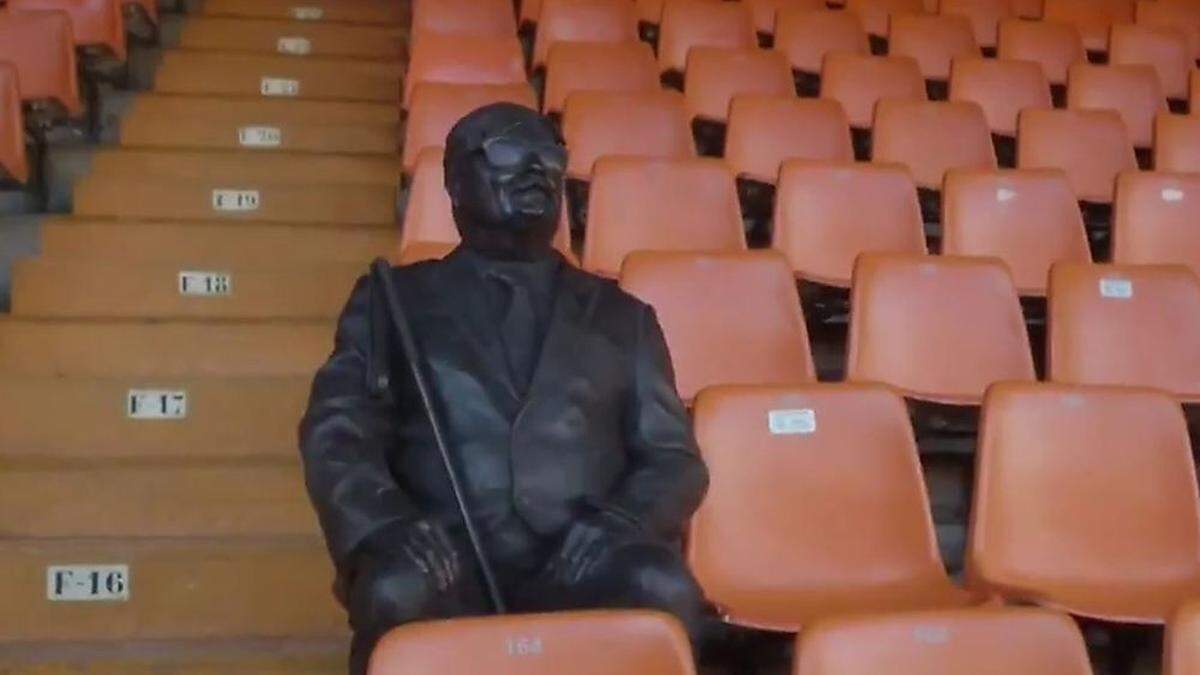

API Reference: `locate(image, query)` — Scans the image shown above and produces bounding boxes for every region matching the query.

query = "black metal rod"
[370,258,507,613]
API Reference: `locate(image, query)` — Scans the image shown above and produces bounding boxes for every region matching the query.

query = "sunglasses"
[479,135,567,173]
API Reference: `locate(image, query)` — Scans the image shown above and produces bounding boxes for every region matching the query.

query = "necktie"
[489,271,538,393]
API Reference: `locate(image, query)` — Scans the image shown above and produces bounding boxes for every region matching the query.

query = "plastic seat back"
[940,0,1016,48]
[1167,601,1200,675]
[949,57,1051,137]
[1154,113,1200,173]
[889,14,980,81]
[774,8,870,74]
[543,41,659,115]
[1048,262,1200,400]
[1017,108,1136,203]
[1113,171,1200,275]
[618,250,815,402]
[725,96,853,184]
[996,19,1085,85]
[1195,71,1200,115]
[532,0,639,70]
[0,63,28,184]
[1136,0,1200,61]
[968,382,1200,621]
[743,0,824,36]
[773,161,925,287]
[411,0,517,38]
[0,11,81,115]
[402,82,537,174]
[820,53,927,129]
[1067,63,1167,148]
[844,0,925,38]
[368,610,696,675]
[872,99,996,190]
[1110,24,1192,100]
[404,33,526,108]
[684,47,793,123]
[942,168,1090,296]
[10,0,126,60]
[795,608,1094,675]
[562,90,695,179]
[1043,0,1135,52]
[846,253,1035,405]
[657,0,755,75]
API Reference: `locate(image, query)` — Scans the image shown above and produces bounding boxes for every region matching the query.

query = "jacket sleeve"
[298,275,420,569]
[605,304,709,538]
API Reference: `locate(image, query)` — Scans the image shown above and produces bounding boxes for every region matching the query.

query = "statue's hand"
[393,518,461,592]
[550,510,642,585]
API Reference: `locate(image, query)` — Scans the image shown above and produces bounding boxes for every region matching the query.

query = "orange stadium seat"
[403,34,526,108]
[1043,0,1135,54]
[888,14,981,86]
[773,9,870,94]
[1112,171,1200,275]
[724,96,854,185]
[996,18,1085,88]
[844,0,925,41]
[368,611,695,675]
[942,168,1090,296]
[1047,262,1200,400]
[1168,602,1200,675]
[1017,108,1137,204]
[1195,70,1200,112]
[1155,113,1200,172]
[968,382,1200,622]
[531,0,639,71]
[582,156,746,277]
[940,0,1016,50]
[794,608,1094,675]
[618,250,814,403]
[0,11,82,116]
[200,0,405,24]
[402,82,536,175]
[743,0,824,37]
[9,0,127,61]
[819,53,927,131]
[846,254,1035,405]
[688,383,976,633]
[871,99,996,193]
[410,0,517,39]
[1012,0,1043,19]
[1067,63,1167,150]
[656,0,756,78]
[772,161,925,287]
[1110,24,1193,102]
[561,90,694,181]
[683,47,793,127]
[175,18,404,61]
[542,41,658,116]
[1136,0,1200,62]
[0,63,28,184]
[950,57,1052,139]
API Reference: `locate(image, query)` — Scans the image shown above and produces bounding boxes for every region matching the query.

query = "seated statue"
[299,103,712,674]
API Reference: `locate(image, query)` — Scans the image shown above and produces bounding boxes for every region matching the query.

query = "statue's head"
[444,103,567,261]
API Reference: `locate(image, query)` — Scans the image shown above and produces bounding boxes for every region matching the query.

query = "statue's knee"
[351,558,439,629]
[611,544,703,610]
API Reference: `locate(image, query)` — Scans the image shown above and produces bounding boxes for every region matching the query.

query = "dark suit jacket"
[299,248,708,580]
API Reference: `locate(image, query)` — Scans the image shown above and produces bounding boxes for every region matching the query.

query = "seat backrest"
[1112,170,1200,276]
[618,250,814,402]
[743,0,824,35]
[872,99,996,190]
[942,168,1090,296]
[819,53,927,129]
[583,156,746,277]
[562,90,695,179]
[949,57,1052,137]
[402,82,537,174]
[368,610,696,675]
[889,14,981,81]
[1043,0,1135,52]
[725,96,853,184]
[403,33,526,108]
[689,382,949,632]
[1110,24,1192,100]
[10,0,126,60]
[939,0,1017,48]
[1048,261,1200,399]
[844,0,925,38]
[683,47,794,123]
[1167,601,1200,675]
[1154,113,1200,173]
[0,11,81,115]
[1067,63,1167,148]
[996,18,1085,85]
[968,382,1200,613]
[532,0,638,70]
[543,41,659,115]
[846,253,1035,405]
[1136,0,1200,61]
[411,0,517,39]
[1195,71,1200,115]
[0,62,28,184]
[657,0,756,74]
[774,8,870,74]
[1017,108,1136,203]
[773,160,925,287]
[795,608,1094,675]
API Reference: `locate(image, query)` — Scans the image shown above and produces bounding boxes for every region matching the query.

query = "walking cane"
[370,258,508,614]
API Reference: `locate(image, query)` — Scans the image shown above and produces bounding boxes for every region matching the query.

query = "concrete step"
[38,218,396,266]
[201,0,406,25]
[0,375,310,462]
[178,16,404,60]
[154,51,400,102]
[120,108,398,155]
[0,319,333,377]
[1,637,346,675]
[0,537,344,642]
[87,149,402,186]
[124,94,398,126]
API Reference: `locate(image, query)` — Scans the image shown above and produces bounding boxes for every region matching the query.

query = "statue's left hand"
[549,511,642,585]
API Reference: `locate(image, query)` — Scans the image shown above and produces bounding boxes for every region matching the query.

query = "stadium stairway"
[0,0,408,671]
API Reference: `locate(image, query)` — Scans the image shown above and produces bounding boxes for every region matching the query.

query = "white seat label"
[996,187,1016,202]
[506,636,544,656]
[260,77,300,97]
[47,565,130,601]
[1162,188,1185,202]
[179,271,232,297]
[290,5,324,19]
[277,36,312,55]
[913,625,951,645]
[127,389,187,419]
[768,409,816,435]
[212,189,260,212]
[1100,278,1134,299]
[238,125,282,148]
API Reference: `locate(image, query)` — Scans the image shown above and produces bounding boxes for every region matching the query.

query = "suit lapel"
[522,265,600,405]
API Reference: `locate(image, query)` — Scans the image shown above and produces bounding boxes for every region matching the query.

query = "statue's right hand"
[397,518,461,593]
